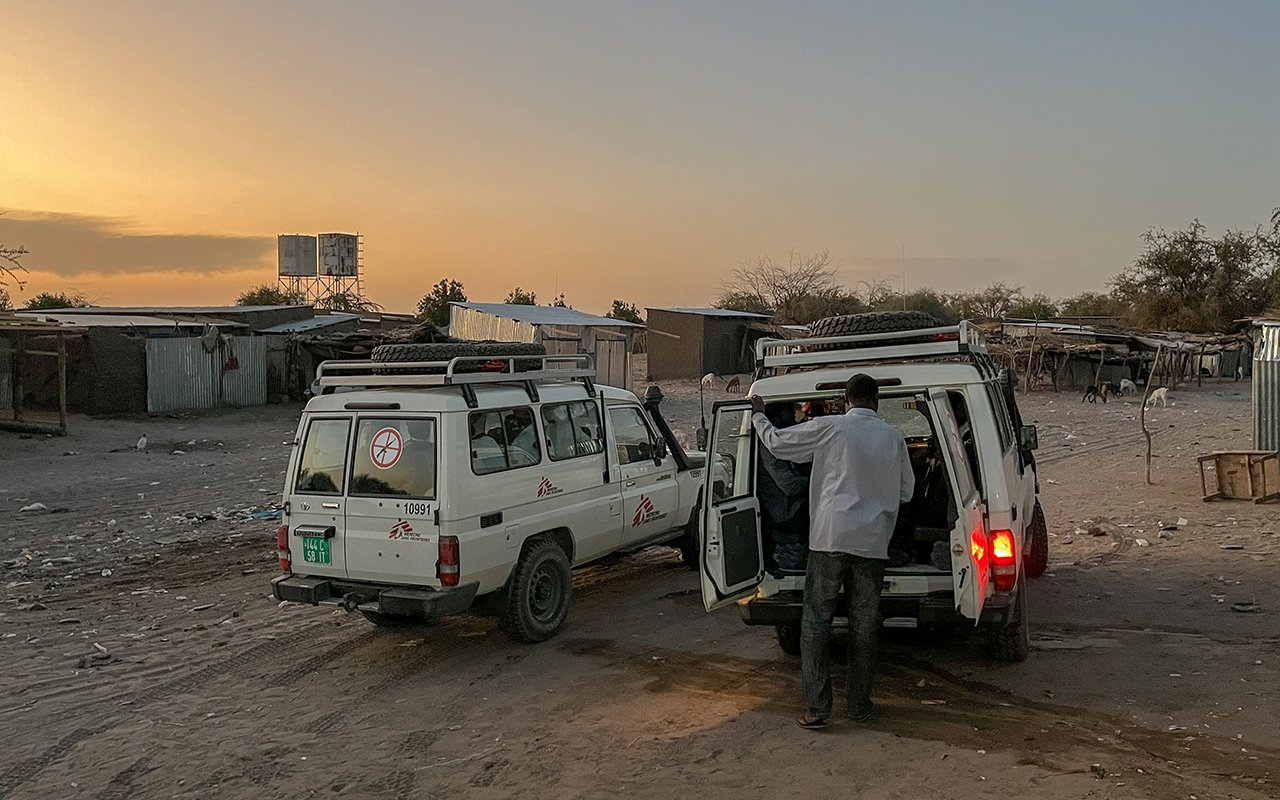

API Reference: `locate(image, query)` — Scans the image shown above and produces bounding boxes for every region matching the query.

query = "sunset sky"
[3,1,1278,315]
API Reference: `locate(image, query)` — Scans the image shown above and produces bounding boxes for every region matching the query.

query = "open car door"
[700,401,765,611]
[926,388,989,623]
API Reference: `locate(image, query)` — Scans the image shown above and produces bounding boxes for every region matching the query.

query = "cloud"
[0,209,274,277]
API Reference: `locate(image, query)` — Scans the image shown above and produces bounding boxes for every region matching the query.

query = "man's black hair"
[845,373,879,406]
[764,402,794,426]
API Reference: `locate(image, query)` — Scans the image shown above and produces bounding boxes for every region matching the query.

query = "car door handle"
[321,502,340,510]
[625,480,636,487]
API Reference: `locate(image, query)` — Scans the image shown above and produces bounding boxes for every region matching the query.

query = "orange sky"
[4,2,1279,315]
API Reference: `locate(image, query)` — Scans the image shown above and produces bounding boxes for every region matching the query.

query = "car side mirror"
[653,438,668,464]
[1019,424,1039,451]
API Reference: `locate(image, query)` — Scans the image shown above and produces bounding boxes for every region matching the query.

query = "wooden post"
[1141,343,1165,485]
[57,332,68,434]
[13,333,23,423]
[1095,347,1105,386]
[1197,343,1206,387]
[1025,324,1038,396]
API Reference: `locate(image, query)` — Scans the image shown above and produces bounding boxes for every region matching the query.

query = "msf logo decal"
[537,476,563,498]
[389,519,415,539]
[632,495,667,527]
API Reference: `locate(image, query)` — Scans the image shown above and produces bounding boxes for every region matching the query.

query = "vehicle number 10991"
[404,502,430,517]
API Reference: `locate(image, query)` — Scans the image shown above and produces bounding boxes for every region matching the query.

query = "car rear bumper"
[740,590,1016,627]
[272,574,479,619]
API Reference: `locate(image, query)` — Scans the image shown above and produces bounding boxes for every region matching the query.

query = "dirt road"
[1,385,1276,799]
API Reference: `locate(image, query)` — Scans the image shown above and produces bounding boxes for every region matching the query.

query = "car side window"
[985,383,1013,453]
[469,407,542,475]
[542,400,604,461]
[947,391,985,496]
[295,418,351,495]
[609,406,657,465]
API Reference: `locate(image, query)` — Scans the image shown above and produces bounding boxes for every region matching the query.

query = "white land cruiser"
[698,313,1048,662]
[271,344,706,643]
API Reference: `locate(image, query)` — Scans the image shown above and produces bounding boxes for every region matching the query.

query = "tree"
[24,291,91,310]
[869,289,961,324]
[714,291,773,316]
[718,250,840,324]
[237,283,303,306]
[949,282,1025,320]
[1007,293,1060,320]
[606,300,642,324]
[550,293,570,308]
[1112,220,1271,332]
[506,287,537,305]
[416,278,467,327]
[319,292,383,313]
[1058,292,1124,321]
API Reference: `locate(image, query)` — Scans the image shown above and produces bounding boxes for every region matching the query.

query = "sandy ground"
[1,371,1277,799]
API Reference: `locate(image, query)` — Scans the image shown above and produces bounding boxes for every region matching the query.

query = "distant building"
[644,308,772,380]
[448,302,641,389]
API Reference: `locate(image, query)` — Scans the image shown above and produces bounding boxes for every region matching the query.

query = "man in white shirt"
[751,374,915,729]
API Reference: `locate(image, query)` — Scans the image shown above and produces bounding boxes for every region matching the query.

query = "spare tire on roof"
[370,342,547,375]
[805,311,942,350]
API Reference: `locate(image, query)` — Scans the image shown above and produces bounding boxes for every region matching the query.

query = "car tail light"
[969,528,987,565]
[437,535,460,587]
[276,525,291,572]
[989,529,1017,592]
[931,332,961,342]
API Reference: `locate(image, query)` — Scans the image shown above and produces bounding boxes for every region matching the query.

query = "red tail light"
[969,528,987,565]
[276,525,291,572]
[931,332,961,342]
[437,535,460,587]
[989,529,1017,592]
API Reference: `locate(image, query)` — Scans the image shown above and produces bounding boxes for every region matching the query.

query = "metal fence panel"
[146,337,267,413]
[1255,323,1280,451]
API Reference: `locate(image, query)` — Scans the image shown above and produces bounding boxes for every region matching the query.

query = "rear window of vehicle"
[350,418,437,498]
[469,407,542,475]
[880,398,933,438]
[542,401,604,461]
[295,418,350,495]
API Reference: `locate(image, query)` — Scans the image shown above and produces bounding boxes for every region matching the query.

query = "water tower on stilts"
[277,233,367,306]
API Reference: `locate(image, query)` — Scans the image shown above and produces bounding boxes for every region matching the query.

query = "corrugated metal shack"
[1254,320,1280,451]
[644,308,772,380]
[449,303,639,389]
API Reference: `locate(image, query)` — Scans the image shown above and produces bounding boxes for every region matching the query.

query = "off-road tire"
[370,342,546,375]
[1024,501,1049,579]
[986,579,1031,662]
[775,623,802,656]
[676,502,701,571]
[360,610,424,628]
[806,311,942,350]
[500,539,573,643]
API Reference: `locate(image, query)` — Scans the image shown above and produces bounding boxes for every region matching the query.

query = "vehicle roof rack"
[754,321,997,378]
[315,353,596,408]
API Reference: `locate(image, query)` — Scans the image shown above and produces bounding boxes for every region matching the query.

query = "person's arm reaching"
[898,438,916,504]
[752,413,825,464]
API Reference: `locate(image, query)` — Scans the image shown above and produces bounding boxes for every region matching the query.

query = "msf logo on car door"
[632,495,666,527]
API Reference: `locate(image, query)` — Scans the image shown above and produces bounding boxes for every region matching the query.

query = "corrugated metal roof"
[13,312,245,329]
[259,313,360,334]
[648,307,771,319]
[452,302,641,327]
[37,305,308,315]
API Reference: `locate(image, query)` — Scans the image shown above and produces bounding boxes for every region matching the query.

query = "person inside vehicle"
[758,402,810,572]
[751,374,915,730]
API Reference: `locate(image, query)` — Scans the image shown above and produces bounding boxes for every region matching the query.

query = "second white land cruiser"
[271,343,708,643]
[697,312,1048,662]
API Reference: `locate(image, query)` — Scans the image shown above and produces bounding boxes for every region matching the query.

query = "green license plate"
[302,536,331,565]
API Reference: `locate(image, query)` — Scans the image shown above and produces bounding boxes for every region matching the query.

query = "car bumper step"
[272,575,479,619]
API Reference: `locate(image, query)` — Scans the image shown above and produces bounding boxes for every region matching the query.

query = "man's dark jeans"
[801,550,886,719]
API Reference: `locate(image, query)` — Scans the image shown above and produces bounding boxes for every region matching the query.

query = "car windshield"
[878,396,933,438]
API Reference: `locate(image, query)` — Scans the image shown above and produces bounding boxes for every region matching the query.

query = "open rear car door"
[926,389,989,623]
[700,401,765,611]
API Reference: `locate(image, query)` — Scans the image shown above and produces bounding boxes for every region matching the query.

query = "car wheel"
[677,502,700,572]
[805,311,942,351]
[986,578,1031,663]
[500,539,573,643]
[775,623,802,656]
[1024,501,1049,579]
